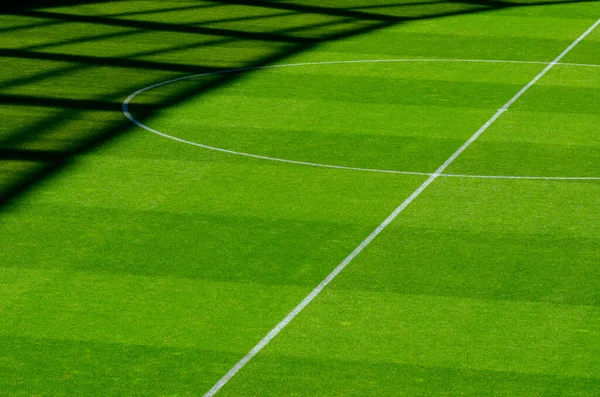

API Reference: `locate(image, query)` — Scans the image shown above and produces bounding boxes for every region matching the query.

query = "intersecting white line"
[201,17,600,397]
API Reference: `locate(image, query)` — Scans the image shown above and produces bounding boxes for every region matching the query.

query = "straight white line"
[203,18,600,397]
[441,173,600,181]
[561,61,600,68]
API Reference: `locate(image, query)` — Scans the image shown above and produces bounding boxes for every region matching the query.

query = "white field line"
[441,173,600,181]
[202,18,600,397]
[123,57,600,181]
[561,61,600,68]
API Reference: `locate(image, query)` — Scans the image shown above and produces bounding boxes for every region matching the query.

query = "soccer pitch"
[1,0,600,395]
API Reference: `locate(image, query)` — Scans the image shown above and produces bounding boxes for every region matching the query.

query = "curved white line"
[123,58,600,182]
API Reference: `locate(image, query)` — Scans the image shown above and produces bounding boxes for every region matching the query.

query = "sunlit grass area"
[1,1,600,395]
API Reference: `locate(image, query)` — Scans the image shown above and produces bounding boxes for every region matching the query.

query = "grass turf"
[1,0,600,395]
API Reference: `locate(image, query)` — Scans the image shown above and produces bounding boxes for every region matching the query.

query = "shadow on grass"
[0,0,597,209]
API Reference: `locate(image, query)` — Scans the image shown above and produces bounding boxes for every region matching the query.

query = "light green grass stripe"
[0,268,308,352]
[259,288,600,379]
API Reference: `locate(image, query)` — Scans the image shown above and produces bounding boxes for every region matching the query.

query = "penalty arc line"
[203,17,600,397]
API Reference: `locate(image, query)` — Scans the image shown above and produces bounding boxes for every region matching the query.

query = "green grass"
[1,0,600,395]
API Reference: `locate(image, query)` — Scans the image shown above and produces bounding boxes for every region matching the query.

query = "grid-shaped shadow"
[0,0,597,210]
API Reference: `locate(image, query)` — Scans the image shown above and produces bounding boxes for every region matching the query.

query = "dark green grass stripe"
[221,354,600,396]
[511,86,600,114]
[192,78,528,108]
[331,226,600,307]
[446,140,600,177]
[0,204,378,285]
[3,333,598,397]
[330,33,586,61]
[331,175,600,308]
[0,335,237,396]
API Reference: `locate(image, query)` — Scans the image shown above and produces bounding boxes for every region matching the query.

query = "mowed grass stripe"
[2,1,600,396]
[327,33,595,63]
[0,202,399,285]
[332,177,600,306]
[203,13,600,397]
[181,72,534,105]
[0,156,426,284]
[445,137,600,177]
[218,289,600,396]
[304,5,600,63]
[135,62,542,172]
[560,20,600,65]
[399,14,597,39]
[4,157,426,222]
[448,64,600,177]
[215,354,600,397]
[0,268,310,351]
[249,288,600,376]
[3,334,597,396]
[202,16,600,397]
[0,334,242,396]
